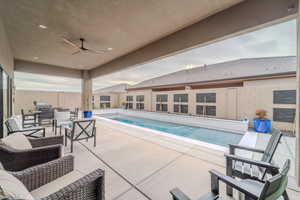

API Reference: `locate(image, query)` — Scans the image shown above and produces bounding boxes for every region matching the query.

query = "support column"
[81,70,93,111]
[296,3,300,186]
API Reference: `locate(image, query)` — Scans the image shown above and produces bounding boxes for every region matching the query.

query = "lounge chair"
[5,117,46,138]
[0,135,64,171]
[53,110,71,135]
[225,130,282,195]
[170,159,290,200]
[64,119,96,153]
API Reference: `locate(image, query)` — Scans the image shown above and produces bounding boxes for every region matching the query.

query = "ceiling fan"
[62,37,112,55]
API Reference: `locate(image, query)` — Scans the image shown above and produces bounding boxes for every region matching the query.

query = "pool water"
[99,113,242,147]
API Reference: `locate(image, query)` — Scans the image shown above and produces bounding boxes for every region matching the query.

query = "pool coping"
[94,109,249,134]
[94,115,258,153]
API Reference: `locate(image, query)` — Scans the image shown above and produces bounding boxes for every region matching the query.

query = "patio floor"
[52,119,300,200]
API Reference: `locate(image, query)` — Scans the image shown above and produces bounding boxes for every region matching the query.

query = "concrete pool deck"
[56,119,300,200]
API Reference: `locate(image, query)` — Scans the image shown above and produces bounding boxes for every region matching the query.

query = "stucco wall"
[14,90,81,114]
[238,77,296,131]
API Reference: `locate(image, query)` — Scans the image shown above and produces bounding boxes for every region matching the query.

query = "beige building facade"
[124,77,296,131]
[14,90,81,114]
[95,57,297,132]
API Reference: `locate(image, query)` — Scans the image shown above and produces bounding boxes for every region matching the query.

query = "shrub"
[255,109,267,119]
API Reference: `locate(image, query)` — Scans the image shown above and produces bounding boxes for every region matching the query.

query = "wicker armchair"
[10,155,74,191]
[9,158,105,200]
[0,136,64,171]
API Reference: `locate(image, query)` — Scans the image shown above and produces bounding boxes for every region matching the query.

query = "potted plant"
[253,109,271,133]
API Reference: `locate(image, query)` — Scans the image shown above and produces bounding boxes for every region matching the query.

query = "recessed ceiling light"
[33,57,39,60]
[107,47,113,51]
[39,24,47,29]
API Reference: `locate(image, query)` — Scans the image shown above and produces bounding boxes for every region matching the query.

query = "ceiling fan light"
[38,24,47,29]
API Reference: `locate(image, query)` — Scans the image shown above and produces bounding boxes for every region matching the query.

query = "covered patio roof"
[0,0,297,78]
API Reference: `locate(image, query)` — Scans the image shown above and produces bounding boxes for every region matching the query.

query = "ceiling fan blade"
[62,38,80,49]
[86,49,105,54]
[72,50,81,55]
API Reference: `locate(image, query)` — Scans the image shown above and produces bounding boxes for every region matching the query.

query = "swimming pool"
[98,113,243,147]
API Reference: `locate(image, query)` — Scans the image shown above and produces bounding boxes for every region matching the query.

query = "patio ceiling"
[0,0,298,79]
[0,0,242,71]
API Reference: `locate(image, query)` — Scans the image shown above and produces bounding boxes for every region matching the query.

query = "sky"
[15,19,296,92]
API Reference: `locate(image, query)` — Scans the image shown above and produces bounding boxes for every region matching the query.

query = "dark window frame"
[273,108,296,123]
[136,103,145,110]
[136,95,144,102]
[174,104,188,113]
[196,93,216,103]
[126,96,133,102]
[156,94,168,102]
[174,94,188,103]
[205,105,216,116]
[100,95,111,102]
[196,105,216,116]
[126,103,133,109]
[156,103,168,112]
[273,90,296,104]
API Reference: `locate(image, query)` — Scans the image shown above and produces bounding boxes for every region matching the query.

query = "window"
[196,105,204,115]
[196,93,216,103]
[136,103,144,110]
[156,94,168,112]
[273,108,295,123]
[196,93,216,116]
[157,94,168,102]
[136,95,144,110]
[100,95,111,109]
[173,94,188,113]
[156,104,168,112]
[273,90,296,104]
[100,96,111,101]
[136,95,144,102]
[273,90,296,123]
[174,104,188,113]
[125,95,134,109]
[126,103,133,109]
[205,106,216,116]
[174,94,188,102]
[126,96,133,101]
